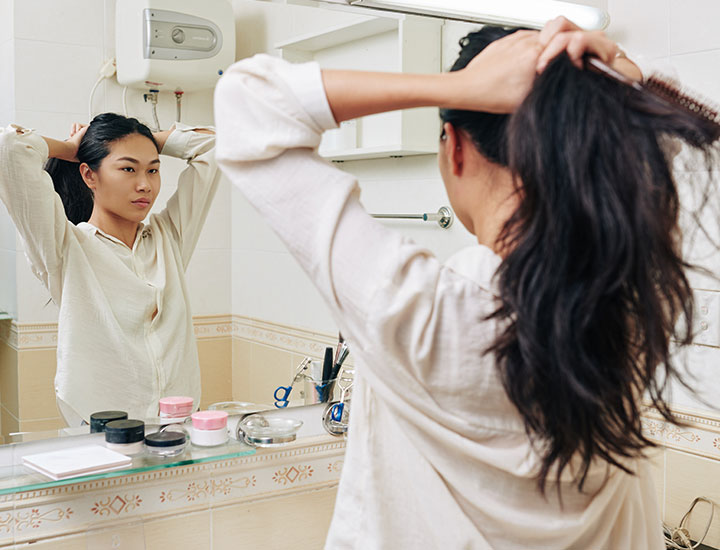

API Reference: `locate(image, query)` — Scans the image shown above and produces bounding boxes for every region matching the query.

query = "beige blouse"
[214,54,663,549]
[0,123,220,422]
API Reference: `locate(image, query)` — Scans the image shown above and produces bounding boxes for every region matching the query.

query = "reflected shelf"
[0,432,255,496]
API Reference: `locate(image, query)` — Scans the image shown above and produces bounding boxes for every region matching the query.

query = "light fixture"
[274,0,609,30]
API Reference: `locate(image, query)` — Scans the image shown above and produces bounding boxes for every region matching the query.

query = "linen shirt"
[0,123,220,422]
[214,55,663,550]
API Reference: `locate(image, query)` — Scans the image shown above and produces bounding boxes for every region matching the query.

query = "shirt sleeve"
[0,125,70,299]
[213,55,449,385]
[155,123,222,268]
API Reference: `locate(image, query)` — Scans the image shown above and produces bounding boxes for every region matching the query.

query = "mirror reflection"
[0,0,718,451]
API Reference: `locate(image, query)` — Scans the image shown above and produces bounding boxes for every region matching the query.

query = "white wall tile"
[0,40,14,113]
[668,50,720,105]
[0,249,16,318]
[669,0,720,55]
[668,345,720,414]
[185,248,231,315]
[0,200,16,252]
[14,39,102,114]
[103,0,117,60]
[232,249,336,333]
[13,109,85,140]
[0,0,13,45]
[13,0,103,47]
[607,0,670,59]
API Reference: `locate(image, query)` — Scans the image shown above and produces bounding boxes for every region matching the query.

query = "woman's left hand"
[536,16,618,72]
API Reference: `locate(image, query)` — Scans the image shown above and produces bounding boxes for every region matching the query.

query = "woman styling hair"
[214,17,719,550]
[0,112,220,424]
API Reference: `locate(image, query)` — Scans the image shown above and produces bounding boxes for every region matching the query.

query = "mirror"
[0,0,718,450]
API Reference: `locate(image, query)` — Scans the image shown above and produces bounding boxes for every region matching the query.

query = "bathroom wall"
[607,1,720,544]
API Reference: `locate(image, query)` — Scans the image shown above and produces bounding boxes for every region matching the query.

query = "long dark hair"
[45,113,158,224]
[442,28,720,492]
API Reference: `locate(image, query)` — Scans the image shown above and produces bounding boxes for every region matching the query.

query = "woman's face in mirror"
[80,134,162,224]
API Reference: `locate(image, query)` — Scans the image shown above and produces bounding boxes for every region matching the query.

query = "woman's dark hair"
[45,113,158,224]
[442,28,720,492]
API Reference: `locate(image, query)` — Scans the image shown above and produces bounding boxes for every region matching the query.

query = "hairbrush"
[585,56,720,131]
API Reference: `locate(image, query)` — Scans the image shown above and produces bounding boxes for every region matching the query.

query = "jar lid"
[90,411,128,433]
[158,396,194,415]
[145,430,187,448]
[105,419,145,444]
[191,410,228,430]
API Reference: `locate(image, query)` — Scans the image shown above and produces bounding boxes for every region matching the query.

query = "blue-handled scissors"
[274,385,292,408]
[330,402,344,422]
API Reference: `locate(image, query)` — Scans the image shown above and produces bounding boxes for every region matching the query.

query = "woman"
[214,17,718,550]
[0,113,220,424]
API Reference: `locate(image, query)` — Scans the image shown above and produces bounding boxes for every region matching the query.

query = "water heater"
[116,0,236,92]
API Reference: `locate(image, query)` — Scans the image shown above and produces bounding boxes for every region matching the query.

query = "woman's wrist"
[42,136,77,162]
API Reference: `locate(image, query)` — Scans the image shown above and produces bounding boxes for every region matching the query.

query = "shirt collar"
[78,222,148,249]
[444,245,502,296]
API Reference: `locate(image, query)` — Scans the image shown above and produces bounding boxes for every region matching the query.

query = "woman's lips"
[132,199,150,208]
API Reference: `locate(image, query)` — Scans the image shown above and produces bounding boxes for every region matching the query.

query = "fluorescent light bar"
[285,0,609,30]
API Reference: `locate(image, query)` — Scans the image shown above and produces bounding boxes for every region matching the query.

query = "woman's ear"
[79,163,96,191]
[441,122,464,177]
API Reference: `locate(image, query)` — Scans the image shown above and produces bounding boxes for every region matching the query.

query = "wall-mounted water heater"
[116,0,236,92]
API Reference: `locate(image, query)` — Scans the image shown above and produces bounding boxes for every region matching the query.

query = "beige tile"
[144,509,211,550]
[1,404,18,442]
[248,343,294,406]
[232,338,253,403]
[197,337,233,409]
[212,487,337,550]
[19,417,65,434]
[666,450,720,548]
[0,340,18,417]
[17,348,58,420]
[19,531,87,549]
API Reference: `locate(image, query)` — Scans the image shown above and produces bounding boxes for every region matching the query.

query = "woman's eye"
[149,169,159,174]
[121,167,135,173]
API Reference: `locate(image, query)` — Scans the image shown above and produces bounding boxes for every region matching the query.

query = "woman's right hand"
[62,123,88,162]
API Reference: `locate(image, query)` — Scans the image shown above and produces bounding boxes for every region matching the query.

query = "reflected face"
[83,134,161,224]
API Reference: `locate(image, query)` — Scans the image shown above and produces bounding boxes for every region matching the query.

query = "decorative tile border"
[642,405,720,461]
[2,437,346,545]
[232,315,343,359]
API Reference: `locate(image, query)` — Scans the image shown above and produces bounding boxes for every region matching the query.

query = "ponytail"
[443,28,720,492]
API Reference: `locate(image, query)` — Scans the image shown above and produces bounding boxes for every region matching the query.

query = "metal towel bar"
[370,206,454,229]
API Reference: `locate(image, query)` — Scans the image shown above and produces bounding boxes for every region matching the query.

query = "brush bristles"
[644,74,720,125]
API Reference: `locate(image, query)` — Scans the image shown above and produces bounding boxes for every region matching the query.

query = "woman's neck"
[87,209,140,249]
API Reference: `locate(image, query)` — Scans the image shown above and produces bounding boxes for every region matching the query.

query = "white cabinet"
[277,14,442,161]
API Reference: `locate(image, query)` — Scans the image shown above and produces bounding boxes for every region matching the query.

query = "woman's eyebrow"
[115,156,161,165]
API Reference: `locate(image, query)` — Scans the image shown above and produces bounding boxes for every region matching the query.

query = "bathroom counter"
[0,434,346,549]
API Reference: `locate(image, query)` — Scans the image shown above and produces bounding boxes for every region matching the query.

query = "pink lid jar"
[190,411,228,447]
[159,397,194,419]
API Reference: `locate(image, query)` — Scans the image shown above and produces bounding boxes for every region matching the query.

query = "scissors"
[274,385,293,408]
[273,357,312,408]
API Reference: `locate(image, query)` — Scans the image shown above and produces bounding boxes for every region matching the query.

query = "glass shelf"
[0,431,255,496]
[0,312,11,321]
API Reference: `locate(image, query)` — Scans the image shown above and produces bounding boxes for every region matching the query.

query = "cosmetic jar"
[90,411,128,433]
[158,396,194,420]
[105,419,145,455]
[190,411,228,447]
[144,430,188,457]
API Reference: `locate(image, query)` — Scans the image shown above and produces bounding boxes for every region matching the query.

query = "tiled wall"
[606,1,720,545]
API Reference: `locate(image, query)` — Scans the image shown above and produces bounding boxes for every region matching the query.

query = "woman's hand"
[43,123,88,162]
[537,17,617,71]
[451,30,543,113]
[537,16,641,79]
